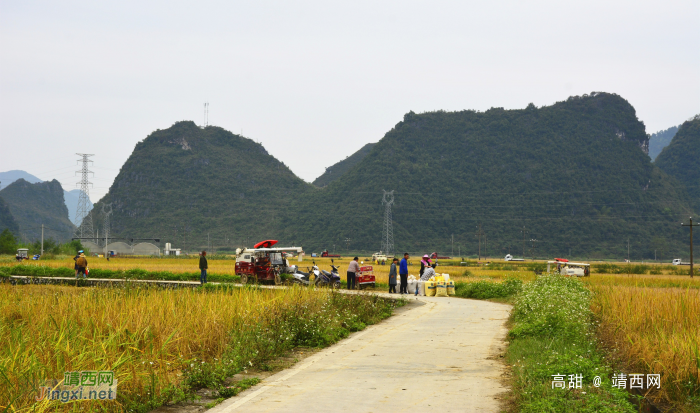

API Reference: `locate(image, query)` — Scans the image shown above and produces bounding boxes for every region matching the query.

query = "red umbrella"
[254,240,278,248]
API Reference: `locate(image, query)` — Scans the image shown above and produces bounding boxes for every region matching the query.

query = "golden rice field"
[592,286,700,407]
[2,255,699,409]
[0,283,397,413]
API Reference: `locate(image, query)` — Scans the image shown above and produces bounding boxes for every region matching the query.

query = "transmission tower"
[203,102,209,127]
[102,203,113,249]
[381,190,395,256]
[74,154,94,240]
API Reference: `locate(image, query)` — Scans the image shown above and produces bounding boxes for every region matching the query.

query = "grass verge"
[506,275,636,412]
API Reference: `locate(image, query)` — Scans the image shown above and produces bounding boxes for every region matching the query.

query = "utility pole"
[627,239,630,262]
[530,239,539,260]
[475,224,484,260]
[345,238,351,252]
[451,234,454,257]
[681,217,698,278]
[521,226,527,258]
[41,224,44,256]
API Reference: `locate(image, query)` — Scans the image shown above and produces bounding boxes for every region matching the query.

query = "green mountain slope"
[655,115,700,211]
[290,93,695,259]
[0,195,19,234]
[313,143,376,187]
[648,125,678,161]
[96,94,696,260]
[91,121,313,249]
[0,179,75,242]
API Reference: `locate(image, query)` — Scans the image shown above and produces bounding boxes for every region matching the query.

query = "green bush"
[454,277,522,299]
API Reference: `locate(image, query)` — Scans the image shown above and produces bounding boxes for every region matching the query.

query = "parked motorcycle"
[315,260,341,289]
[290,265,314,286]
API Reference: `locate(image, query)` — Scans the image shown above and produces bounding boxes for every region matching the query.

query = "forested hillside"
[313,143,376,187]
[93,93,696,260]
[655,115,700,211]
[648,125,678,160]
[0,179,75,242]
[0,195,19,234]
[89,121,314,250]
[288,93,695,259]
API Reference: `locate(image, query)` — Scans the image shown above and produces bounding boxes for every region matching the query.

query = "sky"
[1,0,699,203]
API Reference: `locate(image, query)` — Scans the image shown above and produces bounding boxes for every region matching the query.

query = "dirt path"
[209,295,512,413]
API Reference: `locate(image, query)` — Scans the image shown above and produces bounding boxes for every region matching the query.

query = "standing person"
[199,251,208,285]
[399,252,409,294]
[388,258,398,293]
[75,252,88,279]
[73,250,83,277]
[347,257,360,290]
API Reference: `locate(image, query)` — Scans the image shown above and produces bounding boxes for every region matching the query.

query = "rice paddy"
[0,280,399,413]
[1,254,698,410]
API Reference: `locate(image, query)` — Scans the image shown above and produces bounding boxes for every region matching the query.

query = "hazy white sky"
[1,0,698,202]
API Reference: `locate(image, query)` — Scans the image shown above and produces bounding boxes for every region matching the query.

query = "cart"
[357,265,376,289]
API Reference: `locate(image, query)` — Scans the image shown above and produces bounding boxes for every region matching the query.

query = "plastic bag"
[407,279,417,294]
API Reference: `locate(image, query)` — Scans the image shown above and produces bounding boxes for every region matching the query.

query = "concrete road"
[209,295,512,413]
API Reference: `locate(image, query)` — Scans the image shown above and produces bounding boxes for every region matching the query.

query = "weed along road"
[210,295,511,413]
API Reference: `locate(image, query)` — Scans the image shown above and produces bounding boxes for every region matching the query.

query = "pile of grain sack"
[407,274,455,297]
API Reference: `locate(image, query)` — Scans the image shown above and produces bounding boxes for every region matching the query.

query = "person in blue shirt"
[399,252,410,294]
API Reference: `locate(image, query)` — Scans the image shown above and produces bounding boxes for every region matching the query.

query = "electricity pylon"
[74,154,94,240]
[381,190,395,256]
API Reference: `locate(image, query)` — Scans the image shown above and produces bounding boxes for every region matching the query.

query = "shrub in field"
[507,275,635,412]
[454,277,522,299]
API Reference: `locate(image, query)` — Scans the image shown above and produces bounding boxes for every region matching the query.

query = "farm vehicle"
[234,240,302,285]
[321,250,341,258]
[547,259,590,277]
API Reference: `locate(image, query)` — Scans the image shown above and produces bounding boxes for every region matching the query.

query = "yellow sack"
[446,280,455,296]
[425,280,436,297]
[434,275,444,283]
[436,281,447,297]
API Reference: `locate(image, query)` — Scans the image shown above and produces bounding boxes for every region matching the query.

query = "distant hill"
[0,170,42,190]
[289,93,695,259]
[313,143,376,187]
[90,121,313,249]
[655,115,700,211]
[648,126,678,161]
[0,170,93,225]
[63,189,93,226]
[0,195,19,234]
[0,179,76,242]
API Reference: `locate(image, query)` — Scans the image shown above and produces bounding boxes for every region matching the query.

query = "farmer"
[420,254,431,277]
[75,252,88,279]
[416,263,437,296]
[399,252,409,294]
[347,257,360,290]
[73,250,83,277]
[388,257,398,293]
[199,251,208,284]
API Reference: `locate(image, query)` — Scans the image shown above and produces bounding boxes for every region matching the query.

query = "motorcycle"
[315,259,341,289]
[289,264,314,286]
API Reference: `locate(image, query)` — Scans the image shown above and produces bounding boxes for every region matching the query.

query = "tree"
[0,229,18,255]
